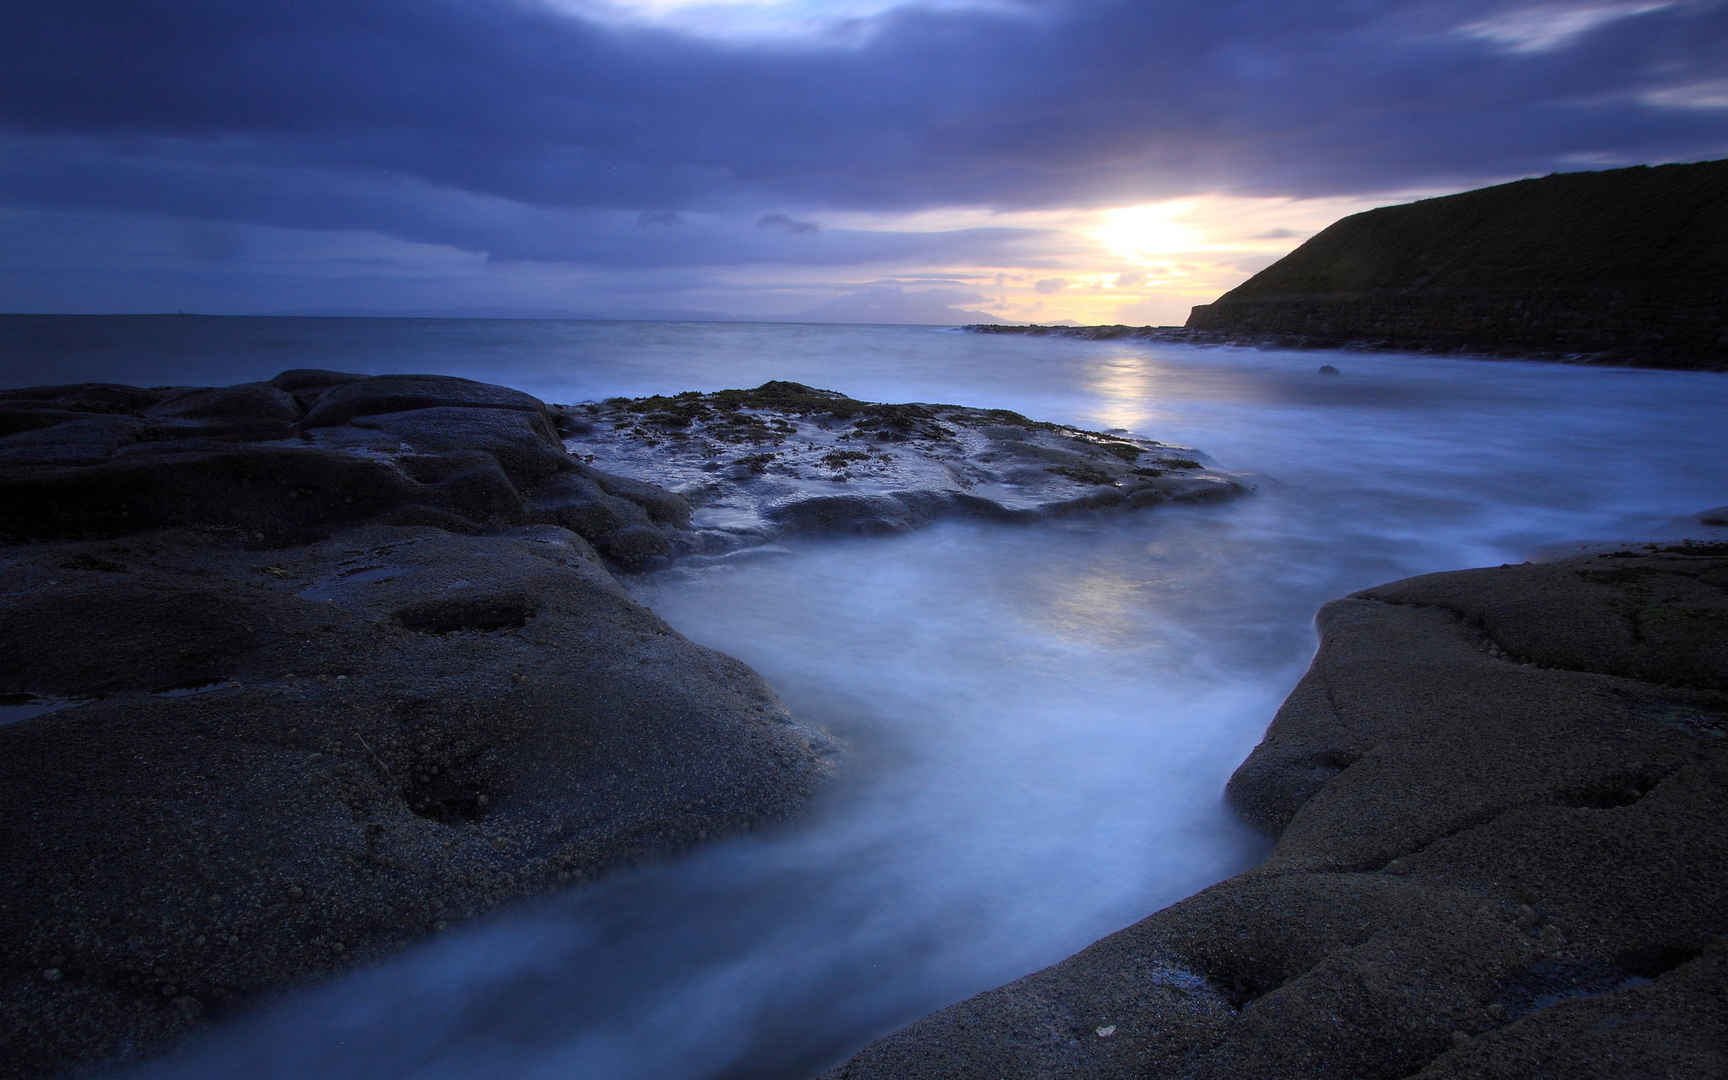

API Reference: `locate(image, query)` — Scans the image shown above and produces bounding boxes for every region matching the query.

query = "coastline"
[4,367,1724,1077]
[964,323,1728,372]
[828,537,1728,1078]
[0,370,1247,1077]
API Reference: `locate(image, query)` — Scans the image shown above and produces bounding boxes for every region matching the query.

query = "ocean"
[5,315,1725,1077]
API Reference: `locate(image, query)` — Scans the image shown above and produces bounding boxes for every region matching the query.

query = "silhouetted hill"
[1187,159,1728,368]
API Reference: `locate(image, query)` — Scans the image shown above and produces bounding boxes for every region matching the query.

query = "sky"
[1,0,1724,325]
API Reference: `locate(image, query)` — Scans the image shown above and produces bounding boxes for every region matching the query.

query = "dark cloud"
[1,0,1725,294]
[758,213,821,233]
[1253,228,1304,240]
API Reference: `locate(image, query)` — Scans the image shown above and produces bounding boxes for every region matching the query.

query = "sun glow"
[1093,204,1203,265]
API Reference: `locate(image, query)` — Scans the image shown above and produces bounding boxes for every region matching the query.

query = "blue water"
[6,317,1724,1078]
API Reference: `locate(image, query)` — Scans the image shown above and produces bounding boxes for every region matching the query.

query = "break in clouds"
[1,0,1725,316]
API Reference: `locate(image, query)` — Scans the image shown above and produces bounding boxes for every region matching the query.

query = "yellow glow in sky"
[1092,203,1204,264]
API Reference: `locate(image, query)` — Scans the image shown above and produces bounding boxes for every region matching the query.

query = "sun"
[1093,204,1202,264]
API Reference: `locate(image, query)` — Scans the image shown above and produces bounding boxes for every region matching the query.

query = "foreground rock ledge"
[0,372,835,1079]
[0,371,1242,1077]
[828,544,1728,1079]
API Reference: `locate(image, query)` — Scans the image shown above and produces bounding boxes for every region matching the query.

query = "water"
[5,318,1724,1077]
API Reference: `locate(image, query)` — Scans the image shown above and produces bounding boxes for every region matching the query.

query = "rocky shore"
[7,368,1722,1079]
[0,371,1246,1077]
[964,322,1728,370]
[827,537,1728,1078]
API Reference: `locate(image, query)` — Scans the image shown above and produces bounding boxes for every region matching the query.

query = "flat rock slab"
[828,543,1728,1079]
[0,524,831,1078]
[559,381,1251,557]
[0,372,850,1077]
[0,372,692,566]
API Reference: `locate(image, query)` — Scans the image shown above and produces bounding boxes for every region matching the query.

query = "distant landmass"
[1187,159,1727,367]
[972,160,1727,369]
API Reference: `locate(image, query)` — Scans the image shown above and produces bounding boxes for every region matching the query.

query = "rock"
[341,405,572,481]
[148,383,300,423]
[0,382,167,414]
[827,545,1728,1079]
[583,465,693,528]
[0,370,1251,1076]
[0,372,835,1078]
[1317,363,1340,375]
[563,383,1251,556]
[0,374,706,565]
[0,523,830,1078]
[299,373,546,427]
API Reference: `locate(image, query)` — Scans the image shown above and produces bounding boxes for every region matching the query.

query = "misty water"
[6,318,1723,1077]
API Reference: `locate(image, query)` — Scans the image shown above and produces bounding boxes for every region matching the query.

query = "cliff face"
[1187,159,1728,365]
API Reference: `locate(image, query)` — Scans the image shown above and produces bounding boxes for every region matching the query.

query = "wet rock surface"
[0,371,1248,1077]
[0,373,839,1078]
[559,380,1250,559]
[828,543,1728,1079]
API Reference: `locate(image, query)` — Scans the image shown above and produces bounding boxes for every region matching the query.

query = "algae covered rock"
[563,381,1252,555]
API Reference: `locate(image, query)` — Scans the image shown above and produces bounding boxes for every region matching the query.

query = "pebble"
[42,968,62,982]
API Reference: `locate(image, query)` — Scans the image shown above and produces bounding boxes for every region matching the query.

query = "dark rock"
[584,465,693,527]
[342,405,572,482]
[299,373,546,427]
[0,370,840,1077]
[268,369,365,392]
[148,384,300,422]
[592,522,674,567]
[767,492,945,535]
[0,382,168,414]
[1317,363,1340,375]
[0,414,145,467]
[0,374,589,544]
[0,524,831,1078]
[524,469,682,562]
[828,548,1728,1079]
[0,447,423,541]
[0,408,94,438]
